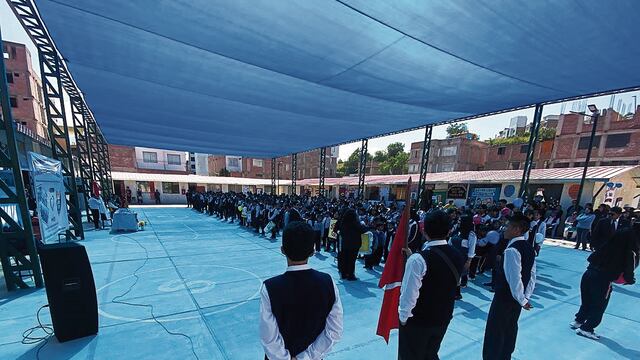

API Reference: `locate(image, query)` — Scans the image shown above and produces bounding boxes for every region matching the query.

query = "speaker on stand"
[39,242,98,342]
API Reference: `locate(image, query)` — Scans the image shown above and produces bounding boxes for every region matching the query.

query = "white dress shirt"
[503,237,537,306]
[398,240,449,324]
[260,264,343,360]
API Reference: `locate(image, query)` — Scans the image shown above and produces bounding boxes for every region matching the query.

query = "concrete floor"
[1,206,638,359]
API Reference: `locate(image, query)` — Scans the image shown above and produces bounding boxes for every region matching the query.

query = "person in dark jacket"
[571,223,639,340]
[590,206,630,251]
[337,208,368,281]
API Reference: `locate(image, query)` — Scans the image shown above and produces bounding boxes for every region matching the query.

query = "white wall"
[135,147,188,172]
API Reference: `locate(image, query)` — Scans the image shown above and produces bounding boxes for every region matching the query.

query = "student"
[482,213,536,360]
[449,214,477,300]
[398,210,465,360]
[260,222,343,360]
[572,224,638,340]
[88,193,103,230]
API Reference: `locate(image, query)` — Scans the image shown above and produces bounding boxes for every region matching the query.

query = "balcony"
[136,159,187,172]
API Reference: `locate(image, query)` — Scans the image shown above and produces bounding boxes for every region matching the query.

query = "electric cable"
[21,304,53,360]
[110,231,200,360]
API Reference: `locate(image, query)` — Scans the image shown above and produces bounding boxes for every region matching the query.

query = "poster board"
[29,152,69,243]
[328,219,338,239]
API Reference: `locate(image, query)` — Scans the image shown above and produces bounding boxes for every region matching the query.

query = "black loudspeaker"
[39,242,98,342]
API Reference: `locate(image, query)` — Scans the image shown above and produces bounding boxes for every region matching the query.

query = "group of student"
[186,190,639,359]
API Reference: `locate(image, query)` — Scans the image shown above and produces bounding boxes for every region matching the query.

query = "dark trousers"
[483,296,522,360]
[575,228,590,249]
[575,268,612,332]
[340,246,359,278]
[364,246,383,268]
[313,230,321,251]
[399,322,448,360]
[322,228,329,249]
[91,209,100,229]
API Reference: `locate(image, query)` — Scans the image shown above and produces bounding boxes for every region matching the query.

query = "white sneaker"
[576,328,600,340]
[569,321,583,330]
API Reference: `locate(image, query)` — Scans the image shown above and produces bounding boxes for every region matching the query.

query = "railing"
[136,160,187,171]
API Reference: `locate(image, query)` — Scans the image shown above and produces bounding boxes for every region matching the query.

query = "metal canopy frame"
[290,153,297,195]
[39,48,83,239]
[0,28,44,290]
[357,139,368,200]
[71,97,95,223]
[270,157,276,195]
[319,147,326,197]
[518,104,543,200]
[416,125,433,210]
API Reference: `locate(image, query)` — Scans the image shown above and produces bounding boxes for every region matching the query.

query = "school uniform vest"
[449,235,468,254]
[494,239,535,305]
[407,245,465,327]
[264,269,335,357]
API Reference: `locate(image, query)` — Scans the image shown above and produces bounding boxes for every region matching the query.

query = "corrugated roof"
[297,166,638,186]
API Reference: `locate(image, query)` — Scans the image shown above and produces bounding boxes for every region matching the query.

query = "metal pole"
[416,125,433,210]
[575,111,600,207]
[357,139,368,200]
[0,27,44,289]
[319,147,326,197]
[291,153,297,195]
[518,104,543,200]
[271,157,276,195]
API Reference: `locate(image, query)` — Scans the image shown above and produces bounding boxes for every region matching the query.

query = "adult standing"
[88,193,103,230]
[591,206,629,251]
[482,213,536,360]
[398,210,465,360]
[572,224,638,340]
[154,189,161,205]
[125,186,132,204]
[337,208,367,281]
[137,188,143,205]
[574,205,596,250]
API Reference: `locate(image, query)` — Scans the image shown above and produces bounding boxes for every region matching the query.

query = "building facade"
[3,41,47,139]
[485,139,554,170]
[408,137,488,174]
[551,108,640,168]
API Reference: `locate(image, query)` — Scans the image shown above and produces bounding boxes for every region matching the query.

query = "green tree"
[446,122,469,138]
[342,148,372,176]
[380,151,409,175]
[386,142,405,158]
[218,168,231,177]
[373,150,387,163]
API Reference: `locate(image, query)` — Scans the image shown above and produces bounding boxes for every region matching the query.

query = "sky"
[2,2,639,161]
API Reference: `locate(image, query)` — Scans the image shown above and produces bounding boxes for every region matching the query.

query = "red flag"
[376,178,412,343]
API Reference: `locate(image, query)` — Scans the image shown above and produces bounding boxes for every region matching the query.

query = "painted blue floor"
[1,206,638,359]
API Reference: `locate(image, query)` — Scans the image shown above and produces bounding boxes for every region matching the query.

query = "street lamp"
[571,104,599,207]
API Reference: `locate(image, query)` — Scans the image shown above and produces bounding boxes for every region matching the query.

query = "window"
[520,145,529,153]
[162,182,180,194]
[497,147,506,155]
[9,96,17,108]
[6,73,13,83]
[167,154,181,165]
[439,163,455,172]
[440,146,457,156]
[142,151,158,163]
[227,157,239,167]
[510,162,520,170]
[136,181,152,192]
[605,133,630,148]
[253,159,263,167]
[577,136,601,149]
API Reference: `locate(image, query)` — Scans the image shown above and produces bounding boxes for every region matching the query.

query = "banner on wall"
[447,184,467,199]
[467,185,501,207]
[29,152,69,243]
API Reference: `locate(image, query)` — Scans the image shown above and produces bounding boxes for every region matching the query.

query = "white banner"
[29,152,69,243]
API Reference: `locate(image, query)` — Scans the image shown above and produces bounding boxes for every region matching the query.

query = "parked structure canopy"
[27,0,640,157]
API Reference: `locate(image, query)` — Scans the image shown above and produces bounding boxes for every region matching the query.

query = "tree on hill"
[446,122,469,138]
[218,168,231,177]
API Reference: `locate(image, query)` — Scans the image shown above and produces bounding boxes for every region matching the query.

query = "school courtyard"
[1,206,638,360]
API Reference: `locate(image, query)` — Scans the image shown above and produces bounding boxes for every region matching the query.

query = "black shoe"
[346,276,358,281]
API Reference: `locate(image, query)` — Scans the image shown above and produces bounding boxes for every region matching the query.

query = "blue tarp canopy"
[33,0,640,157]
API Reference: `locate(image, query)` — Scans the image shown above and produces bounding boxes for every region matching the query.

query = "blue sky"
[2,2,638,161]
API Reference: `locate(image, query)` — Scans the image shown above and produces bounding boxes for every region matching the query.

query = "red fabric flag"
[376,178,412,343]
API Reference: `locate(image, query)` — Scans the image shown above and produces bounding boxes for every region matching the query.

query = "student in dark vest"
[482,212,537,360]
[398,210,465,360]
[260,221,343,360]
[448,214,477,300]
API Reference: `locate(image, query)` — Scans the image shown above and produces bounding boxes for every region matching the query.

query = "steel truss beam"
[290,153,297,195]
[71,97,94,223]
[518,104,543,200]
[357,139,368,200]
[271,157,276,195]
[319,147,326,197]
[416,125,433,210]
[39,49,83,239]
[8,0,112,198]
[0,29,44,290]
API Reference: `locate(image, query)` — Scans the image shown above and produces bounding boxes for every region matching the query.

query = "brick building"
[208,147,338,180]
[3,41,47,138]
[485,139,554,170]
[408,136,487,173]
[108,144,189,174]
[551,108,640,168]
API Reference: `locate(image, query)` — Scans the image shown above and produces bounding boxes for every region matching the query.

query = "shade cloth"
[32,0,640,157]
